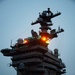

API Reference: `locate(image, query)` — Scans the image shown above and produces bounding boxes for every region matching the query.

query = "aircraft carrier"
[1,8,66,75]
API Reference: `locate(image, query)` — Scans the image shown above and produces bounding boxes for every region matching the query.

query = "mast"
[31,8,64,41]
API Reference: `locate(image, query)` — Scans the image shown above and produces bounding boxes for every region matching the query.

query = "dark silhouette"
[1,8,66,75]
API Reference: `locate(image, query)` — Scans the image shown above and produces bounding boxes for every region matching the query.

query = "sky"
[0,0,75,75]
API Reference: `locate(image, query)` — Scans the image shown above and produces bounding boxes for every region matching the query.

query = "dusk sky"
[0,0,75,75]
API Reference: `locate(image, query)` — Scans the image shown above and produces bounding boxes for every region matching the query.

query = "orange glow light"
[23,39,28,44]
[41,36,50,44]
[41,36,47,41]
[46,40,50,44]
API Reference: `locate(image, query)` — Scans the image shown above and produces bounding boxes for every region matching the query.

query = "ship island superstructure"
[1,8,66,75]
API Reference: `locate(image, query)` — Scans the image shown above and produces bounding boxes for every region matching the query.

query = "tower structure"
[1,8,66,75]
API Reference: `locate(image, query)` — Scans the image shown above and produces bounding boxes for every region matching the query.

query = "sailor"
[31,29,38,38]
